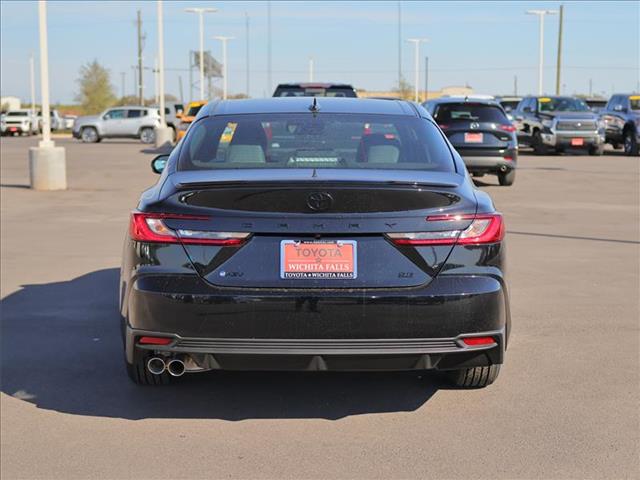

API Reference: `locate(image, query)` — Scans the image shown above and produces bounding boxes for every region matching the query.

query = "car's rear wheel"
[623,130,639,156]
[589,144,604,156]
[126,349,171,386]
[446,364,501,388]
[140,127,155,144]
[532,130,548,155]
[81,127,99,143]
[498,169,515,186]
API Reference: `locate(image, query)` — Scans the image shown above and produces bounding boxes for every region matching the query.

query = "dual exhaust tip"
[147,356,186,377]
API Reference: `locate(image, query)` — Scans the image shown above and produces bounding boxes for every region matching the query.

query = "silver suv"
[72,106,161,143]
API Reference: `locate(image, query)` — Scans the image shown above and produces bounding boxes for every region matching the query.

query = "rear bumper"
[125,273,509,370]
[456,148,517,174]
[127,327,505,371]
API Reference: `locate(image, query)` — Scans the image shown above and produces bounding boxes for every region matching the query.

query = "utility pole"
[397,1,402,87]
[589,78,593,97]
[178,75,184,104]
[214,36,234,100]
[245,12,250,98]
[514,75,518,96]
[424,56,429,101]
[406,38,428,102]
[120,71,126,98]
[29,0,66,191]
[526,9,558,95]
[308,57,314,82]
[189,51,193,103]
[555,4,564,95]
[267,1,272,95]
[136,10,144,104]
[185,7,217,100]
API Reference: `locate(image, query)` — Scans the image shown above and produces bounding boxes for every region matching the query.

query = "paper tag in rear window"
[280,240,356,279]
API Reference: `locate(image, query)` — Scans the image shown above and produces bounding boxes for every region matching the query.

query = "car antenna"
[308,97,320,113]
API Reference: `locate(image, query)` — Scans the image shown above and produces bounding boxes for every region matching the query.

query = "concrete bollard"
[154,125,174,149]
[28,145,67,191]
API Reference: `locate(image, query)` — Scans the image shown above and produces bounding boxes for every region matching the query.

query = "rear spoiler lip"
[173,179,461,190]
[172,170,463,190]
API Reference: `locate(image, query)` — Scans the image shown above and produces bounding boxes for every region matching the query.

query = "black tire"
[623,130,639,156]
[447,364,501,388]
[532,130,548,155]
[589,144,604,156]
[126,349,171,386]
[498,169,515,186]
[81,127,99,143]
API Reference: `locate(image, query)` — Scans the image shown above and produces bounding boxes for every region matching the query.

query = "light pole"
[155,0,173,146]
[214,36,234,100]
[526,9,558,95]
[308,57,314,82]
[29,53,36,123]
[29,0,66,190]
[406,38,428,102]
[185,7,217,100]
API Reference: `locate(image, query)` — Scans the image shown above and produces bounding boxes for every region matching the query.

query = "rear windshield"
[433,103,507,123]
[499,101,520,111]
[274,87,357,98]
[178,113,454,172]
[186,105,204,117]
[538,97,589,112]
[6,111,29,117]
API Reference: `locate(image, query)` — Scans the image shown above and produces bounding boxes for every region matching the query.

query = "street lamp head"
[213,36,235,41]
[185,7,217,14]
[406,38,429,44]
[526,9,558,16]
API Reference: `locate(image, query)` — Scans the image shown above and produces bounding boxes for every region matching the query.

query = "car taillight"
[386,213,504,246]
[129,212,250,246]
[438,124,449,130]
[499,124,516,132]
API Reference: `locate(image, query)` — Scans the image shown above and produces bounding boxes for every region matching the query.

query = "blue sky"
[1,1,638,104]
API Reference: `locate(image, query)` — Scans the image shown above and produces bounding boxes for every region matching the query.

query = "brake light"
[461,336,495,346]
[386,213,504,246]
[503,156,514,161]
[129,212,250,246]
[499,124,516,132]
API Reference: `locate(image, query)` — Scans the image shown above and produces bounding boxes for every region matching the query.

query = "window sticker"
[220,122,238,144]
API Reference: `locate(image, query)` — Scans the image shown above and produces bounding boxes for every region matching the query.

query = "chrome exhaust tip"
[167,358,186,377]
[147,357,166,375]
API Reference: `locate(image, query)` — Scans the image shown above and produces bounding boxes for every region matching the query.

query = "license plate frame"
[464,132,483,143]
[570,137,584,146]
[280,240,357,279]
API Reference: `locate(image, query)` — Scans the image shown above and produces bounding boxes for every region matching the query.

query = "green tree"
[75,60,116,114]
[392,76,414,100]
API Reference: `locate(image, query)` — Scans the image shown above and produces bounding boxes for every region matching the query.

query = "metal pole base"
[28,145,67,191]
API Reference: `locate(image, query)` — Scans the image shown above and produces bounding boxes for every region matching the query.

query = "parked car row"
[1,108,72,136]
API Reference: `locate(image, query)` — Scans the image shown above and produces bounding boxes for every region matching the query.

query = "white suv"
[1,110,37,136]
[72,106,161,143]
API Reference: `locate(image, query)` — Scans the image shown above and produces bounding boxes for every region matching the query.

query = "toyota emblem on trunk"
[307,192,333,212]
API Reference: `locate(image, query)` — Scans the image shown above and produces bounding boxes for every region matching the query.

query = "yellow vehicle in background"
[176,100,207,141]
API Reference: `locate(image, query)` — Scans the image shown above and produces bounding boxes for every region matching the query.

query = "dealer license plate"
[280,240,357,279]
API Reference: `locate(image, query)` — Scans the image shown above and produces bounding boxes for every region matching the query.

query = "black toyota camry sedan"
[120,97,510,388]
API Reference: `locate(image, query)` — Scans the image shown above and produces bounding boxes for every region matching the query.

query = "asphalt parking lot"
[1,136,638,479]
